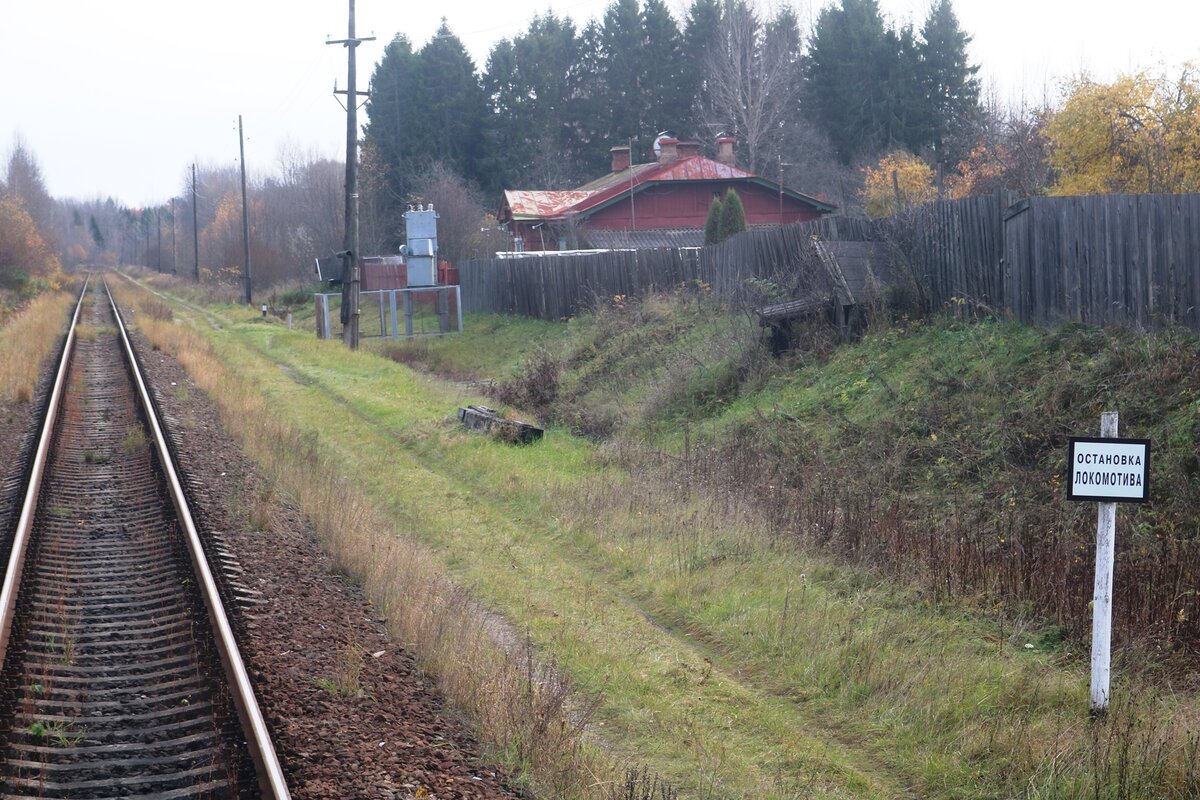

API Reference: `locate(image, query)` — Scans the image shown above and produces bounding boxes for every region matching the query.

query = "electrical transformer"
[404,206,438,286]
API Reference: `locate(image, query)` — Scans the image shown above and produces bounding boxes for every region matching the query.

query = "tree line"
[0,136,512,300]
[362,0,1200,234]
[0,142,348,298]
[361,0,981,243]
[2,0,1198,298]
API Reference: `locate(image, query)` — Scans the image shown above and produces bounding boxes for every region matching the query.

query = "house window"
[513,235,524,252]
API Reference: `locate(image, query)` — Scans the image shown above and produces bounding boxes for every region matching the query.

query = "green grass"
[129,278,1200,799]
[377,312,576,380]
[402,297,1200,660]
[188,330,914,797]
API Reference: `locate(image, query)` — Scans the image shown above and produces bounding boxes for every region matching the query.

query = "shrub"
[703,196,722,245]
[716,188,746,241]
[496,348,561,413]
[860,151,936,218]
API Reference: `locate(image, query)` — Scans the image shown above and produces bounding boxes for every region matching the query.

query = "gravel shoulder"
[126,326,524,800]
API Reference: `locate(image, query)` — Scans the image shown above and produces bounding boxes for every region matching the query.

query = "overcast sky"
[1,0,1197,207]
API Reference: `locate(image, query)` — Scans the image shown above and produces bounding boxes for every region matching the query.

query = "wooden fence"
[459,192,1200,330]
[901,190,1016,311]
[1003,194,1200,328]
[458,216,873,319]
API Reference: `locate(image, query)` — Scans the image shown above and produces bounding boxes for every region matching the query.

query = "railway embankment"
[111,273,1200,799]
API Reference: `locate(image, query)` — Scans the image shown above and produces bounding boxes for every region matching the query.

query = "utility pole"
[170,198,177,273]
[192,163,200,282]
[328,0,374,349]
[628,137,636,231]
[778,157,793,225]
[238,115,252,305]
[156,208,162,271]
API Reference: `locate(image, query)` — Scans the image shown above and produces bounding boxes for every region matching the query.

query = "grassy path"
[209,315,914,798]
[127,283,1171,800]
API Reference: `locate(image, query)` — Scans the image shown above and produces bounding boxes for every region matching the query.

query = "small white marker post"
[1089,411,1118,715]
[1068,412,1149,716]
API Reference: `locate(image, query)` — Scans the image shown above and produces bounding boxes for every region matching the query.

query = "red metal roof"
[570,156,764,217]
[502,155,834,223]
[575,161,662,192]
[504,190,595,220]
[651,157,756,182]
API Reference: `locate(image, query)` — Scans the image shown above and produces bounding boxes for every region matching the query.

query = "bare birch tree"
[697,1,802,174]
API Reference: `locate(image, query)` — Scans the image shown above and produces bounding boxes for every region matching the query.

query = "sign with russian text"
[1067,437,1150,503]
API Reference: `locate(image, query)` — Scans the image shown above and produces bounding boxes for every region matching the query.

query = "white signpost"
[1067,412,1150,715]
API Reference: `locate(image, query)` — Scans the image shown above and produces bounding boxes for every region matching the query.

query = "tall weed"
[0,289,75,403]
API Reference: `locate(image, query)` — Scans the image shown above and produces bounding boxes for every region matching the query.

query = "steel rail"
[103,278,291,798]
[0,274,90,672]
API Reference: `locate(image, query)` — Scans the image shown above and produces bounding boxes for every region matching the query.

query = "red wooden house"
[498,137,836,252]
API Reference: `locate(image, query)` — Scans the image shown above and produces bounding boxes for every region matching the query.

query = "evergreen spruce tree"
[641,0,689,138]
[716,188,746,241]
[88,216,105,250]
[573,20,610,174]
[575,0,704,173]
[363,34,422,237]
[412,22,489,186]
[805,0,894,164]
[682,0,722,135]
[363,23,492,244]
[703,195,723,245]
[918,0,981,167]
[886,24,928,153]
[483,14,582,187]
[599,0,645,152]
[805,0,980,165]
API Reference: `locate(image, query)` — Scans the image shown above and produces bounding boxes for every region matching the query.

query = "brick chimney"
[610,145,631,172]
[656,137,680,164]
[716,136,736,166]
[677,140,701,159]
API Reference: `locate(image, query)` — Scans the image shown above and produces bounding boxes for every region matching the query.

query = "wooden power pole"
[238,115,252,305]
[328,0,374,349]
[192,163,200,282]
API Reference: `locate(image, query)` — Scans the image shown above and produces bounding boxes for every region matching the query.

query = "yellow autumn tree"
[0,193,61,290]
[199,190,269,287]
[199,191,244,280]
[860,151,937,218]
[946,143,1011,198]
[1046,66,1200,195]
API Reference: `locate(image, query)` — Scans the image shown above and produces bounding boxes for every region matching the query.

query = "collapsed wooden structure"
[756,239,892,350]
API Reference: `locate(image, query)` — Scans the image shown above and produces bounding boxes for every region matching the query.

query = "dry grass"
[121,425,148,454]
[561,448,1200,798]
[110,277,624,799]
[0,289,76,404]
[316,640,365,699]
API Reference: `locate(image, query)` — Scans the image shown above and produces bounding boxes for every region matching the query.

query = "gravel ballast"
[124,324,524,800]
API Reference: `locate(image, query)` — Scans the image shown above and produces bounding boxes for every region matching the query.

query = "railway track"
[0,278,288,798]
